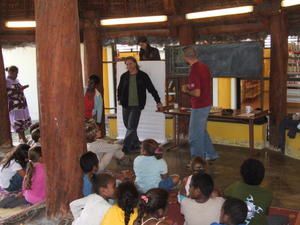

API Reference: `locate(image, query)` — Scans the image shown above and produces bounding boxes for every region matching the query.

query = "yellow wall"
[218,78,231,108]
[165,117,174,140]
[119,52,139,60]
[286,133,300,160]
[108,116,300,159]
[108,115,118,139]
[107,117,266,149]
[207,121,266,149]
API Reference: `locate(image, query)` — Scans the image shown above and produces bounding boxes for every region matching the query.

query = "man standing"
[181,46,218,161]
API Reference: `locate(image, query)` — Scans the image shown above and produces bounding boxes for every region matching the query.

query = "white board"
[116,61,166,143]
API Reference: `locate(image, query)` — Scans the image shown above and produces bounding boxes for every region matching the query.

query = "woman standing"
[6,66,31,143]
[137,36,161,61]
[118,57,162,154]
[84,74,103,124]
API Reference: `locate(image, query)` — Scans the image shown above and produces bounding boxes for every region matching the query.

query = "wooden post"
[83,11,105,136]
[0,45,12,148]
[178,24,194,108]
[269,11,288,146]
[179,24,194,46]
[35,0,85,217]
[177,24,195,138]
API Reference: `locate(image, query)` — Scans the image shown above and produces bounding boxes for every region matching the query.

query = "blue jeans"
[5,173,23,192]
[189,106,218,159]
[159,176,174,191]
[122,107,141,152]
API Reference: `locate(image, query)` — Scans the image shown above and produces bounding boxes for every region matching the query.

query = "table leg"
[249,119,254,154]
[172,115,177,145]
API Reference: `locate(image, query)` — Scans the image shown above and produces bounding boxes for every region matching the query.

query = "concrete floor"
[158,144,300,210]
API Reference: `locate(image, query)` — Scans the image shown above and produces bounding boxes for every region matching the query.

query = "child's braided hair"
[117,181,139,225]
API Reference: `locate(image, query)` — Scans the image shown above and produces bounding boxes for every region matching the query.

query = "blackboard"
[166,42,263,79]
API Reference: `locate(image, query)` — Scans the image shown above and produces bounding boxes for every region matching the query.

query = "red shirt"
[188,61,212,109]
[84,92,94,119]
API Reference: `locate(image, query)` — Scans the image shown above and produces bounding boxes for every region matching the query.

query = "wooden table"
[162,108,269,153]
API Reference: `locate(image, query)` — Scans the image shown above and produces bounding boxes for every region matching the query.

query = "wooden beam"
[163,0,177,15]
[0,45,12,148]
[83,11,105,136]
[178,23,193,117]
[35,0,85,217]
[102,29,170,39]
[197,22,268,35]
[269,10,288,147]
[0,34,35,43]
[179,24,194,46]
[83,11,101,84]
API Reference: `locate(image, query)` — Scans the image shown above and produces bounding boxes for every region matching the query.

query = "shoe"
[118,157,132,167]
[127,148,140,154]
[206,157,218,161]
[122,147,129,154]
[205,157,218,164]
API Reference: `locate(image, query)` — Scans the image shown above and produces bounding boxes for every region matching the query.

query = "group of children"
[0,121,274,225]
[0,144,46,207]
[74,133,276,225]
[0,122,45,208]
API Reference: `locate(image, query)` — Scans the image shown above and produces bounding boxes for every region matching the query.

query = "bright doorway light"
[5,21,36,28]
[281,0,300,7]
[185,6,254,20]
[101,15,167,26]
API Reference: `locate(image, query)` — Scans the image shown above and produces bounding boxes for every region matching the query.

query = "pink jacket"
[23,162,46,204]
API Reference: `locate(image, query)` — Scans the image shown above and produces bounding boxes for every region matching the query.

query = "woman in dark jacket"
[117,56,162,154]
[138,36,161,61]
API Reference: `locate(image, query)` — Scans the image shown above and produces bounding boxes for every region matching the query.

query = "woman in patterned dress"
[6,66,32,143]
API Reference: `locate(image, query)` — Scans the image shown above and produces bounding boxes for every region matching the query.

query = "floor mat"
[0,202,45,224]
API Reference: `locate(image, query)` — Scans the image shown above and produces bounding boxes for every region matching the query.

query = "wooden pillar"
[178,24,195,137]
[179,24,194,46]
[0,45,12,148]
[35,0,85,217]
[178,24,194,108]
[83,11,105,136]
[269,11,288,146]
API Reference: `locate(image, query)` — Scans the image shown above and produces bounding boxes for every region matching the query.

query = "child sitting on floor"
[27,128,41,147]
[178,156,220,202]
[181,173,225,225]
[180,156,207,197]
[70,173,116,225]
[85,119,130,170]
[134,139,180,193]
[133,188,169,225]
[80,151,99,196]
[224,158,273,225]
[27,122,40,146]
[23,146,46,204]
[211,197,248,225]
[0,146,46,208]
[0,144,30,192]
[101,181,139,225]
